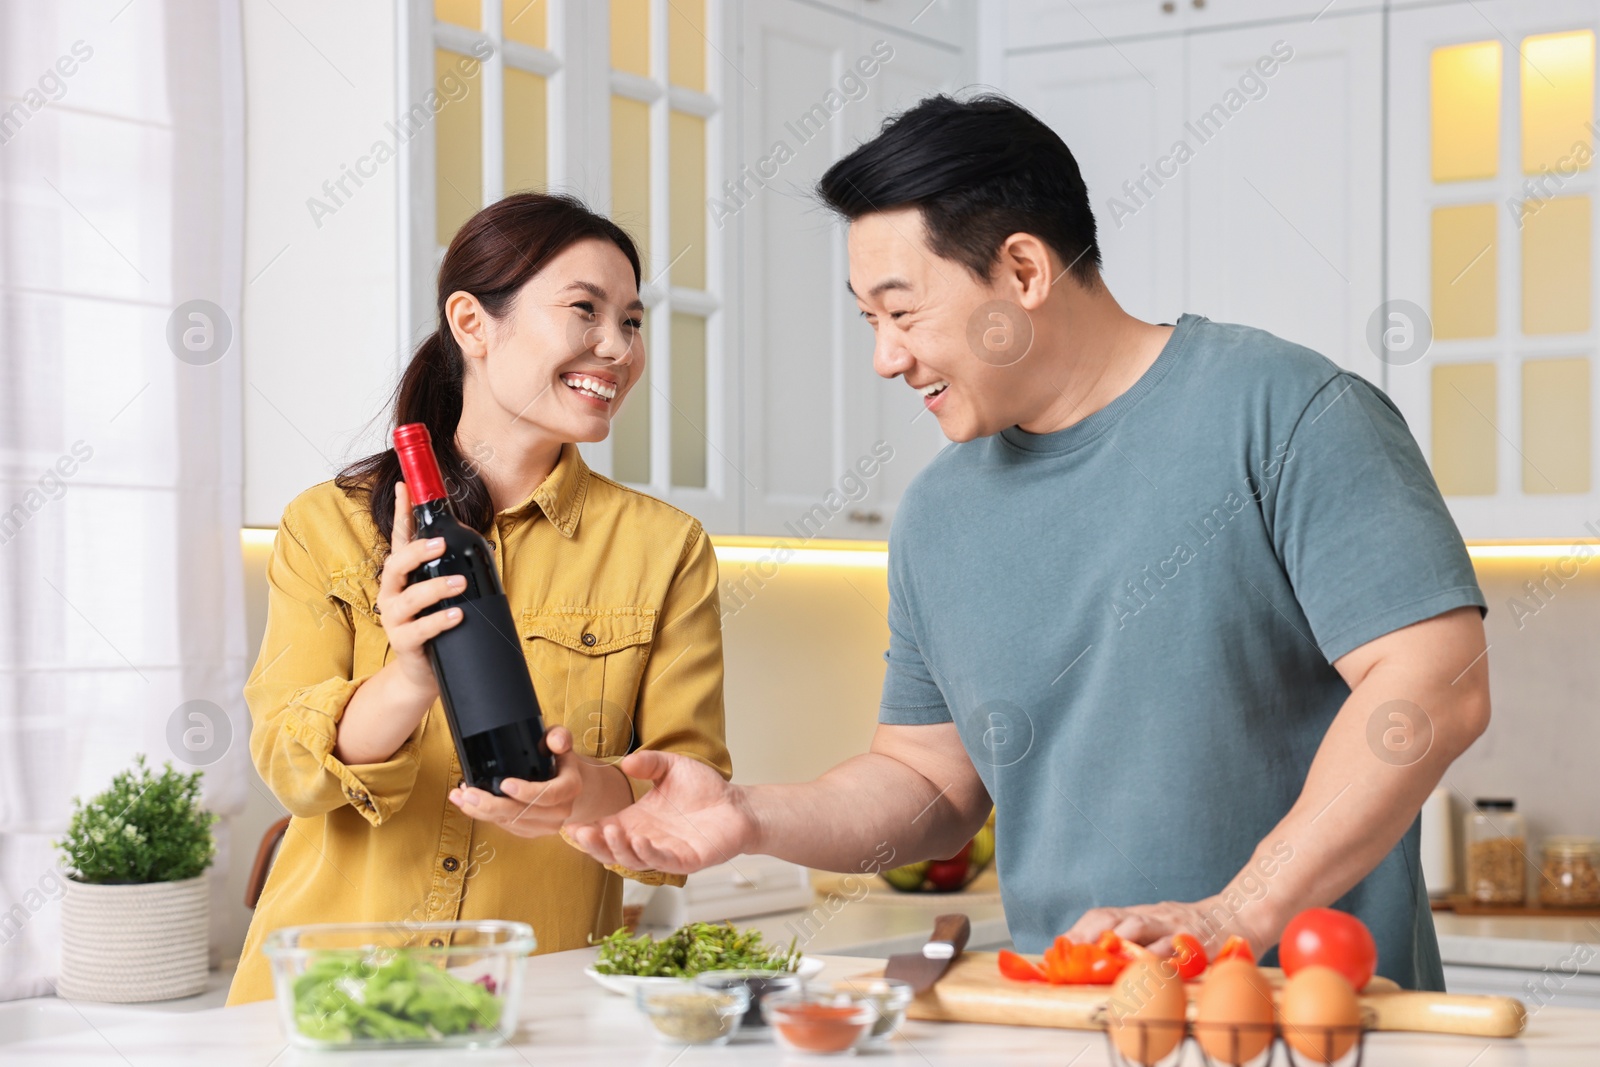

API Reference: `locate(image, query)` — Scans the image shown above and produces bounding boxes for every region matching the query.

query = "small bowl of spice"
[636,982,749,1046]
[821,977,914,1045]
[762,990,877,1055]
[693,969,804,1037]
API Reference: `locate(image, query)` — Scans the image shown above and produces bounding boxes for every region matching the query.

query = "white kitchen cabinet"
[1386,0,1600,539]
[1004,5,1384,373]
[1006,36,1187,328]
[1183,11,1385,377]
[1004,0,1187,49]
[737,0,969,538]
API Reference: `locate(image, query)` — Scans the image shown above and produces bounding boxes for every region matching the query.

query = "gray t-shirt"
[880,313,1484,991]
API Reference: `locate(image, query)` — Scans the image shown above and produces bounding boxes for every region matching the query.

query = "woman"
[227,193,730,1004]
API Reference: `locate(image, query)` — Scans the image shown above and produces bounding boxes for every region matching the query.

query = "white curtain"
[0,0,247,1000]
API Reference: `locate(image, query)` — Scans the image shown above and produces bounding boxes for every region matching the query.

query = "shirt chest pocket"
[327,567,391,677]
[521,607,656,761]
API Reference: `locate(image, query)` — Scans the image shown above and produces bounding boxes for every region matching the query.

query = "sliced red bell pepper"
[1168,932,1207,980]
[1084,946,1128,984]
[997,949,1048,983]
[1215,935,1256,964]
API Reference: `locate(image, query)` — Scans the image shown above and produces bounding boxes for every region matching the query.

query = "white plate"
[584,957,824,997]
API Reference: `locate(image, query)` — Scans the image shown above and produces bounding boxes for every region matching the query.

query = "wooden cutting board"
[867,952,1526,1038]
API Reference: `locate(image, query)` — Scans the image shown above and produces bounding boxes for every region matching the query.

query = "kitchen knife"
[884,913,971,994]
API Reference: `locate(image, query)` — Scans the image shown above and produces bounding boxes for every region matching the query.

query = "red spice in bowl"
[763,994,876,1054]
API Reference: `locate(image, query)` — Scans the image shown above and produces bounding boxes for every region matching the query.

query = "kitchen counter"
[1434,913,1600,974]
[6,948,1600,1065]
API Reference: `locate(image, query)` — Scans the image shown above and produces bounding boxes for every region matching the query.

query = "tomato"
[1084,947,1128,984]
[924,841,973,892]
[1279,908,1378,990]
[1168,932,1207,980]
[1215,935,1255,964]
[998,949,1048,983]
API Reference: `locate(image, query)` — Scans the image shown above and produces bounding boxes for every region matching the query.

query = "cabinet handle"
[1191,0,1205,7]
[1161,0,1175,11]
[848,510,883,525]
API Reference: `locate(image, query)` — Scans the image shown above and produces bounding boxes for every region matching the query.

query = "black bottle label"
[428,592,543,736]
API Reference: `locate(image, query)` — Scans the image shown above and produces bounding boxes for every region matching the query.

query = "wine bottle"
[392,423,555,793]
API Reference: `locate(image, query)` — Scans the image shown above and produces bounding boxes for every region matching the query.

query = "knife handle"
[925,914,972,959]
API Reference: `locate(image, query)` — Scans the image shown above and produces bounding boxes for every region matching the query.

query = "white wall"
[242,0,403,527]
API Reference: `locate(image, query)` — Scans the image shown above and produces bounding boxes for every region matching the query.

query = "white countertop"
[1434,913,1600,974]
[5,948,1600,1065]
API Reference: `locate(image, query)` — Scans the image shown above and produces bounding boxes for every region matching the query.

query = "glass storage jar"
[1539,836,1600,908]
[1467,799,1526,905]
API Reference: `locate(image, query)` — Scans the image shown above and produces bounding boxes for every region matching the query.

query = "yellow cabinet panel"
[670,313,709,489]
[505,68,548,194]
[1431,203,1498,339]
[435,0,480,31]
[435,49,483,248]
[611,96,651,264]
[669,0,708,92]
[504,0,547,49]
[1522,194,1592,336]
[1432,41,1501,182]
[1522,30,1595,176]
[1432,362,1499,496]
[611,0,651,78]
[1522,357,1591,494]
[669,111,707,290]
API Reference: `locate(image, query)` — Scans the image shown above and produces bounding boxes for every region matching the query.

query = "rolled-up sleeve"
[244,505,424,826]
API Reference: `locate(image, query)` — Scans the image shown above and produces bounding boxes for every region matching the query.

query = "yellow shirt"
[227,444,730,1005]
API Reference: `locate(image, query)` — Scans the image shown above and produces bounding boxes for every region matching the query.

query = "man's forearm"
[746,749,989,873]
[1226,642,1490,946]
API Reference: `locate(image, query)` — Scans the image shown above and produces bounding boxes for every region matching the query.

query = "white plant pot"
[57,875,209,1003]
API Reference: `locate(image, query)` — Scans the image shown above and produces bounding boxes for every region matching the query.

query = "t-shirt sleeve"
[878,537,953,725]
[1269,372,1487,664]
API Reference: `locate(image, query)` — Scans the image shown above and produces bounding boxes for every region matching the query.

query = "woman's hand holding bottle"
[333,482,467,766]
[449,726,634,838]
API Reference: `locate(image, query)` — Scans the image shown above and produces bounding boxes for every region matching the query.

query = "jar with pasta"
[1539,836,1600,908]
[1467,799,1525,905]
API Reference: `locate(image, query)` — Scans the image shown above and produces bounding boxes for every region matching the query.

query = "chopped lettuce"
[291,952,502,1044]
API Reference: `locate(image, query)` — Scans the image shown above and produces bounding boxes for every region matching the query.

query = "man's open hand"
[566,749,754,873]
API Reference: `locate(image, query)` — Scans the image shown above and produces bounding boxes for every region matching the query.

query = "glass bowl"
[821,976,914,1044]
[693,968,804,1036]
[263,920,533,1050]
[636,981,749,1045]
[762,990,878,1055]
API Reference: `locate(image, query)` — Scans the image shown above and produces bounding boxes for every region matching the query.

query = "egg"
[1193,958,1276,1064]
[1280,965,1362,1063]
[1106,959,1187,1065]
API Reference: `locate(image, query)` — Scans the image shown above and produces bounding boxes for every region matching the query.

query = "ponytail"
[335,192,642,551]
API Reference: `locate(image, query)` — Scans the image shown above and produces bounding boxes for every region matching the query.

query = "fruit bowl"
[879,817,995,893]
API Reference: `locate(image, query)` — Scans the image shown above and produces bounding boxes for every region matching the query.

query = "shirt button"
[581,632,597,647]
[442,856,460,872]
[428,937,445,948]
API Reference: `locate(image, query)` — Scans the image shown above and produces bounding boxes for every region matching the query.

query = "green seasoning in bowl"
[592,921,801,977]
[292,954,502,1044]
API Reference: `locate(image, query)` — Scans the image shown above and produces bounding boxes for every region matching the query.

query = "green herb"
[591,921,801,977]
[55,755,216,884]
[292,953,502,1043]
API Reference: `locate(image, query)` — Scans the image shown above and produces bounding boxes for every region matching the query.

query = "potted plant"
[54,755,217,1002]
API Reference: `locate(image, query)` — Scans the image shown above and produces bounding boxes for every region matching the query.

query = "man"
[571,95,1489,990]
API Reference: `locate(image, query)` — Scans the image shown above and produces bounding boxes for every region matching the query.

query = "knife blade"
[884,913,971,994]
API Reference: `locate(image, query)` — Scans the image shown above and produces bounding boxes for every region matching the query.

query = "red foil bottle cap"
[393,423,448,505]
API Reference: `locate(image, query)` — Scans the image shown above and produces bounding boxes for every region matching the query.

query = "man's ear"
[446,290,490,360]
[997,233,1055,312]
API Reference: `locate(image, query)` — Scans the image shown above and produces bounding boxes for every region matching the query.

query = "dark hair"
[817,93,1101,285]
[337,192,641,546]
